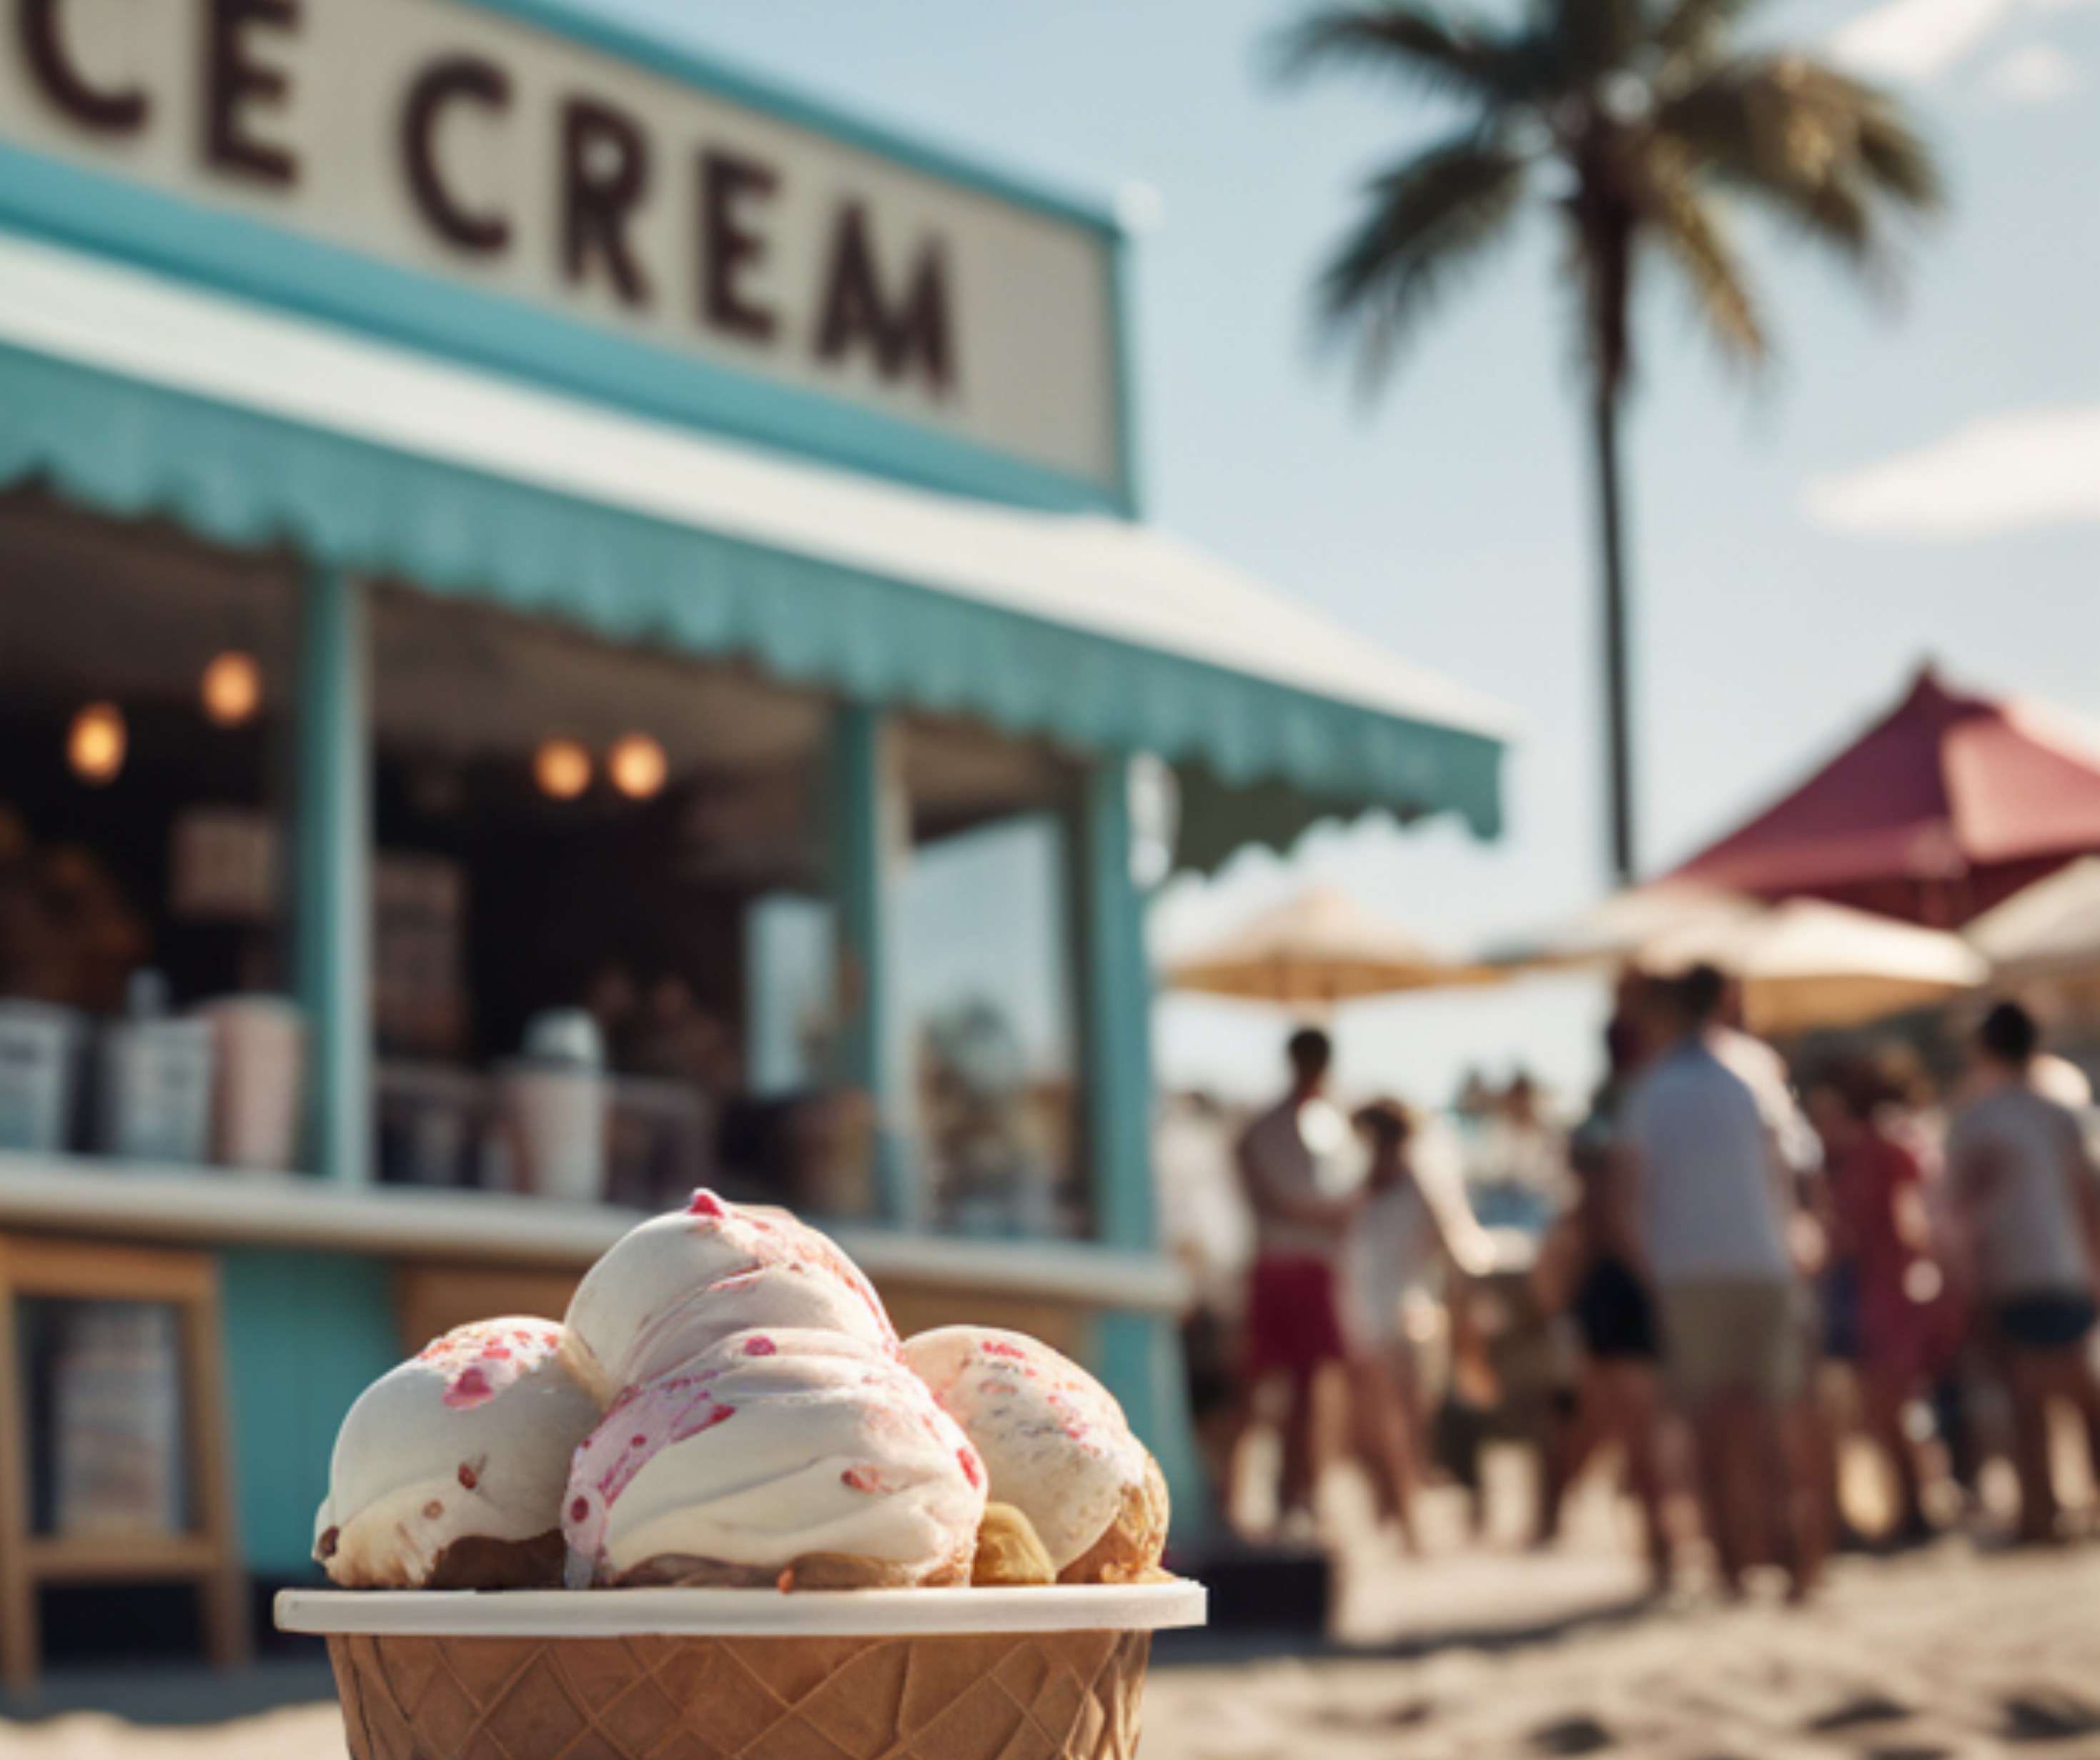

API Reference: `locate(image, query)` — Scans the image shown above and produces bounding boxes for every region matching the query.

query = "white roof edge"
[0,227,1516,745]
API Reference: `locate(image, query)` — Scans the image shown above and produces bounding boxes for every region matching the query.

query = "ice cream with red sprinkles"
[561,1328,985,1589]
[560,1189,896,1402]
[309,1195,1169,1595]
[903,1326,1170,1584]
[312,1318,598,1589]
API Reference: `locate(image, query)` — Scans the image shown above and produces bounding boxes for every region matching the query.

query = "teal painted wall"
[219,1248,400,1578]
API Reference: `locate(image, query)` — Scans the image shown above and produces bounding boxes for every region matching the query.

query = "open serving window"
[0,492,304,1172]
[365,586,866,1218]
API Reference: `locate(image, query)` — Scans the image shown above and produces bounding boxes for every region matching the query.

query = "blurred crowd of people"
[1189,975,2100,1599]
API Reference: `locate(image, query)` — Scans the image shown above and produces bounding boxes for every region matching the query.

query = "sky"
[597,0,2100,1110]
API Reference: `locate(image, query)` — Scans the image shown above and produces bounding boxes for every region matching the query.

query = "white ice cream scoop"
[314,1317,599,1589]
[562,1190,896,1401]
[901,1326,1157,1575]
[563,1326,986,1588]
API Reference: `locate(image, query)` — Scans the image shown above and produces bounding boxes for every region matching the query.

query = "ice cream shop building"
[0,0,1507,1675]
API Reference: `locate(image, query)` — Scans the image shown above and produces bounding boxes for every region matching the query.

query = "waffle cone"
[327,1625,1151,1760]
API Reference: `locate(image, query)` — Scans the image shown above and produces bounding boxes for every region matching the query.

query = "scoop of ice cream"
[314,1317,599,1589]
[563,1327,986,1589]
[563,1191,896,1402]
[1059,1451,1174,1586]
[901,1326,1167,1579]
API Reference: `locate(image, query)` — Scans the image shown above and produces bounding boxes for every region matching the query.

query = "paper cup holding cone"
[279,1581,1204,1760]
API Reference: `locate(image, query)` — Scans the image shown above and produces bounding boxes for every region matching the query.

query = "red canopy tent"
[1666,665,2100,927]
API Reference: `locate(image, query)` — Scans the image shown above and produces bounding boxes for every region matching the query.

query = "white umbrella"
[1640,897,1988,1036]
[1482,883,1763,972]
[1164,885,1502,1005]
[1967,857,2100,983]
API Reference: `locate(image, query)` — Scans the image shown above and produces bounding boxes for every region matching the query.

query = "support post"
[294,565,371,1184]
[827,703,913,1228]
[1080,753,1202,1526]
[1593,372,1637,884]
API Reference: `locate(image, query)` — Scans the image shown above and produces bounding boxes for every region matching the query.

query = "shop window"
[367,588,858,1216]
[896,717,1087,1238]
[0,494,302,1171]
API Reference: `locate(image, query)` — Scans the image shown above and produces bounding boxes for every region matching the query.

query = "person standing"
[1805,1053,1946,1545]
[1618,966,1811,1598]
[1946,1003,2100,1544]
[1343,1098,1447,1552]
[1535,1020,1673,1589]
[1232,1027,1355,1538]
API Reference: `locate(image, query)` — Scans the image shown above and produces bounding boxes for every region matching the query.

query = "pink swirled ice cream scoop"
[563,1327,986,1589]
[313,1318,599,1589]
[902,1326,1169,1583]
[562,1191,896,1402]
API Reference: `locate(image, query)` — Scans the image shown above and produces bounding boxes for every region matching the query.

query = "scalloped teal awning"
[0,229,1509,868]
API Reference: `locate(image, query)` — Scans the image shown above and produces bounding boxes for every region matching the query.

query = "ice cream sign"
[0,0,1126,497]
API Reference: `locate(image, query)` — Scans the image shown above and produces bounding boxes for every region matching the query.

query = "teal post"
[294,565,372,1184]
[827,703,913,1228]
[1081,753,1202,1526]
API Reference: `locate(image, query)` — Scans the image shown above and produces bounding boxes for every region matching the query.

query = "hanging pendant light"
[608,732,668,800]
[534,735,592,800]
[69,702,127,785]
[201,650,262,727]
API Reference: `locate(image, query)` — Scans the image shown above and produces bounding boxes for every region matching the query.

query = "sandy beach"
[1149,1542,2100,1760]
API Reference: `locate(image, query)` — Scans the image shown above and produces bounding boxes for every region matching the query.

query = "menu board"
[42,1301,187,1538]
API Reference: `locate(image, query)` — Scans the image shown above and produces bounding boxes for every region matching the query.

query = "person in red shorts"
[1232,1027,1356,1537]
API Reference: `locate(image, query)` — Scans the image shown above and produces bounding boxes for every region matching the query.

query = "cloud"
[1828,0,2093,79]
[1805,407,2100,537]
[1980,40,2081,95]
[1831,0,2025,77]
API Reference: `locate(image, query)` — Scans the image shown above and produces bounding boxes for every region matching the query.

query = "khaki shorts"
[1658,1279,1807,1403]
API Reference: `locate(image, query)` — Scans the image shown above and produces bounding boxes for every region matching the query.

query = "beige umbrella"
[1966,856,2100,983]
[1164,885,1502,1005]
[1640,897,1988,1036]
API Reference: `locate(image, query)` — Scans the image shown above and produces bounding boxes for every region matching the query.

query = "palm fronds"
[1651,0,1773,61]
[1274,2,1539,106]
[1319,137,1532,389]
[1283,0,1943,384]
[1639,166,1768,369]
[1658,55,1942,285]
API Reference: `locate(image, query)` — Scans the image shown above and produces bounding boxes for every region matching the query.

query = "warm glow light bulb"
[609,732,668,800]
[201,650,262,727]
[534,736,592,800]
[69,702,127,785]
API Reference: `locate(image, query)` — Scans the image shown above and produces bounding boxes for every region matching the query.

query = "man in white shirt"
[1947,1001,2100,1543]
[1233,1027,1354,1536]
[1618,966,1809,1597]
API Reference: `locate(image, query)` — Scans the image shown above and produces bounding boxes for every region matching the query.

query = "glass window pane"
[897,717,1086,1238]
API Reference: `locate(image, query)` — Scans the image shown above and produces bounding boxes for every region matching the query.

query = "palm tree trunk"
[1591,367,1636,885]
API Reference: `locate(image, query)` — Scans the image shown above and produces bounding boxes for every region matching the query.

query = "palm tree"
[1278,0,1942,882]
